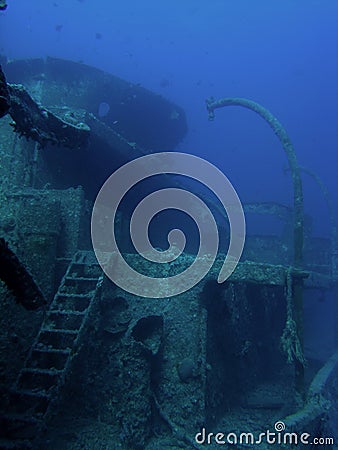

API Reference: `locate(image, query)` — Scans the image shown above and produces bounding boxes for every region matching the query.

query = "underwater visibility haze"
[0,1,337,449]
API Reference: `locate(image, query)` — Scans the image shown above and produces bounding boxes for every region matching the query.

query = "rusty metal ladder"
[0,251,103,449]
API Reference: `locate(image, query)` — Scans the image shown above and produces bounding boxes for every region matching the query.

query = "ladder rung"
[65,276,99,282]
[40,328,78,335]
[11,389,50,400]
[73,251,100,264]
[32,346,71,355]
[53,293,92,299]
[20,368,62,376]
[48,310,85,317]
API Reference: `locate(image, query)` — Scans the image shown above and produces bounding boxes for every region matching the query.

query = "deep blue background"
[1,0,337,237]
[1,0,338,368]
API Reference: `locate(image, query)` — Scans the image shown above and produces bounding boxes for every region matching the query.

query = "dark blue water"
[1,2,338,447]
[1,0,337,236]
